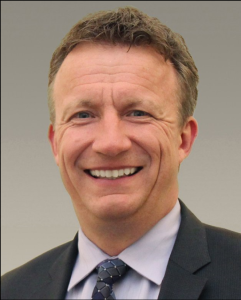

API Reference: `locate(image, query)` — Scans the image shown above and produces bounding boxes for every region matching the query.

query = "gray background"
[2,1,241,275]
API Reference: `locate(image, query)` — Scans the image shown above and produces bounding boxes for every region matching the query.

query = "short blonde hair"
[48,6,198,126]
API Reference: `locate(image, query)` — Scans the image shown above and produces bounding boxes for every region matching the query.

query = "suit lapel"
[30,233,79,299]
[158,260,208,299]
[27,201,210,299]
[158,200,211,299]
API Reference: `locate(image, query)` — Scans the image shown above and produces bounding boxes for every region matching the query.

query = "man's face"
[49,43,197,225]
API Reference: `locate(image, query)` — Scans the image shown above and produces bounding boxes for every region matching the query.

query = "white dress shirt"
[66,200,181,299]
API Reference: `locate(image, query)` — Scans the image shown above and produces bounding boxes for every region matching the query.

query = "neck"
[78,197,178,256]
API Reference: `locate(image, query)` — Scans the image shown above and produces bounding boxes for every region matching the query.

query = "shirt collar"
[68,200,181,290]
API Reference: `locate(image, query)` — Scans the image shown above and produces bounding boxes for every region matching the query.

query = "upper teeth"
[89,168,138,179]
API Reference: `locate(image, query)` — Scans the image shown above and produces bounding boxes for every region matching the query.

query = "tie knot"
[97,258,129,285]
[92,258,129,299]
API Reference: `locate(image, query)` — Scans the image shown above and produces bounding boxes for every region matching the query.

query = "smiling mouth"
[85,167,142,180]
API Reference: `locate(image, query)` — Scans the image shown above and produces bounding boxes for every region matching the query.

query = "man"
[1,6,241,300]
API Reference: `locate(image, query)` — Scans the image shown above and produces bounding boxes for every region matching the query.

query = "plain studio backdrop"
[1,1,241,275]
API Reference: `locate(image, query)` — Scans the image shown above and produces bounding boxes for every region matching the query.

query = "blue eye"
[76,112,91,118]
[130,110,148,117]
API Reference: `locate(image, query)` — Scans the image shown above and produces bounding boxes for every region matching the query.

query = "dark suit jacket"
[1,201,241,299]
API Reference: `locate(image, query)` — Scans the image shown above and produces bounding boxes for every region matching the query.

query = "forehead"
[53,42,179,110]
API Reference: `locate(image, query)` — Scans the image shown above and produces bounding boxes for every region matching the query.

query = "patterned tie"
[92,258,129,299]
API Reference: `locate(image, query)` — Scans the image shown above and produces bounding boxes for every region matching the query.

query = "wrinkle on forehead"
[54,64,176,104]
[53,42,179,122]
[57,62,172,90]
[55,42,173,85]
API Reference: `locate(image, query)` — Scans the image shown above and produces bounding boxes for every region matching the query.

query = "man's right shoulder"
[1,241,72,298]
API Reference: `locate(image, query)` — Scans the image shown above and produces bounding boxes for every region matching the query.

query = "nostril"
[92,133,132,156]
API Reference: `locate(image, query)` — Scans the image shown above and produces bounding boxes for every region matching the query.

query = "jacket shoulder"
[204,223,241,255]
[204,223,241,268]
[1,241,71,299]
[177,201,241,298]
[199,224,241,298]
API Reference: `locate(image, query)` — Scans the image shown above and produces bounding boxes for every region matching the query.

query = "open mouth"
[85,167,142,180]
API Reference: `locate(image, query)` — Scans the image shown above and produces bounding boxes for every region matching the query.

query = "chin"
[89,194,143,221]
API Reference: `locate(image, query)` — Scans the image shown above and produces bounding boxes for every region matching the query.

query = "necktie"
[92,258,129,299]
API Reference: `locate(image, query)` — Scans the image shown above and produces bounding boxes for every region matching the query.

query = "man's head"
[48,6,198,128]
[48,7,198,232]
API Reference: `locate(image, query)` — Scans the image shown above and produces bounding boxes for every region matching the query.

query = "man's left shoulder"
[204,223,241,255]
[201,223,241,281]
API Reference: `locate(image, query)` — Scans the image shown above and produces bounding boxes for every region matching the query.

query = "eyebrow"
[62,99,95,120]
[123,98,160,112]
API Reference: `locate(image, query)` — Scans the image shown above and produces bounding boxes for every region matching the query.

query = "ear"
[178,117,198,163]
[48,124,59,165]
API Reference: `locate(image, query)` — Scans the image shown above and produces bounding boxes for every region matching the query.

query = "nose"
[92,114,132,157]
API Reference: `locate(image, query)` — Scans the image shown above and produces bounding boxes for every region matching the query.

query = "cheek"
[57,128,92,167]
[141,126,180,173]
[132,125,170,158]
[129,128,161,160]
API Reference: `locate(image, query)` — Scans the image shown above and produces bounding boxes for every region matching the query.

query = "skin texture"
[48,42,198,255]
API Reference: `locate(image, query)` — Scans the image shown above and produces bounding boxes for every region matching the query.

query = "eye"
[128,110,149,117]
[75,112,92,119]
